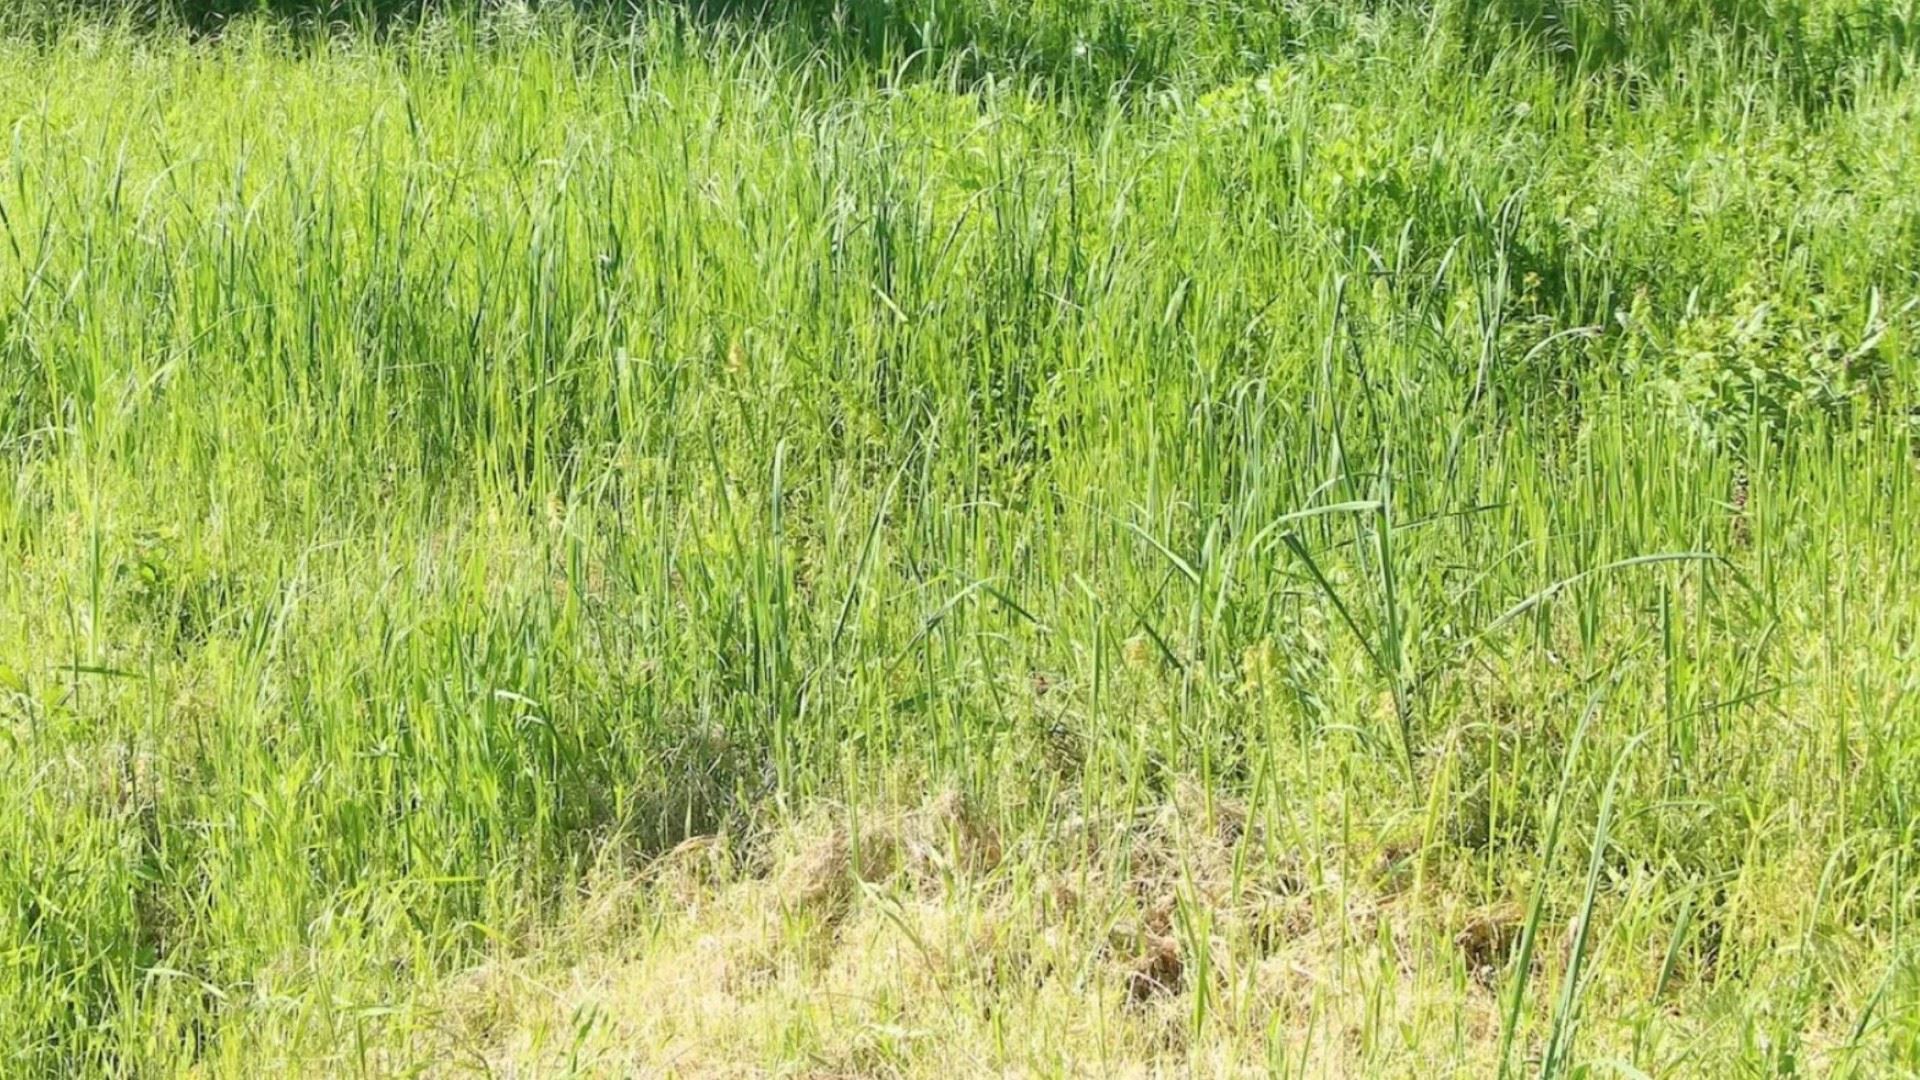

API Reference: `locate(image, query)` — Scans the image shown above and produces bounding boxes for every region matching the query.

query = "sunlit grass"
[1,2,1916,1073]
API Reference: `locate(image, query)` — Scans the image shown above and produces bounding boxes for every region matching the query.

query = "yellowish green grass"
[2,2,1918,1074]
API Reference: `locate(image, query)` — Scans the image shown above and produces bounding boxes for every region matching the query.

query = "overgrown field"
[2,1,1918,1074]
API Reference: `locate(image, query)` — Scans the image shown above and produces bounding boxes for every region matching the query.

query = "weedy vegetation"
[1,0,1918,1074]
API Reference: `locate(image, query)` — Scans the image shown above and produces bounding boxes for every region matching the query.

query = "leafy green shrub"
[1621,282,1909,445]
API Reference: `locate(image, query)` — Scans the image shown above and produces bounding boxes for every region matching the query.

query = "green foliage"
[1622,283,1910,445]
[1446,0,1920,105]
[0,1,1916,1074]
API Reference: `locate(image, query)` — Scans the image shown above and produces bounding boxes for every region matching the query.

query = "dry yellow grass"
[390,785,1863,1077]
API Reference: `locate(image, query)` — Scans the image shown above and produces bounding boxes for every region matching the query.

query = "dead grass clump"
[1455,903,1522,987]
[1108,894,1186,1005]
[775,816,901,917]
[649,834,734,896]
[696,917,783,996]
[1247,893,1316,954]
[903,786,1003,889]
[415,789,1607,1075]
[1125,780,1250,907]
[436,958,528,1051]
[781,828,855,912]
[1126,932,1184,1004]
[575,834,736,945]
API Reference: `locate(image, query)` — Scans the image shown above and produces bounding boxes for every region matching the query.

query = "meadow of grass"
[1,0,1918,1074]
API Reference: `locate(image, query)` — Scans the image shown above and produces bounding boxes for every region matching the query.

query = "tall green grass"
[0,1,1916,1072]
